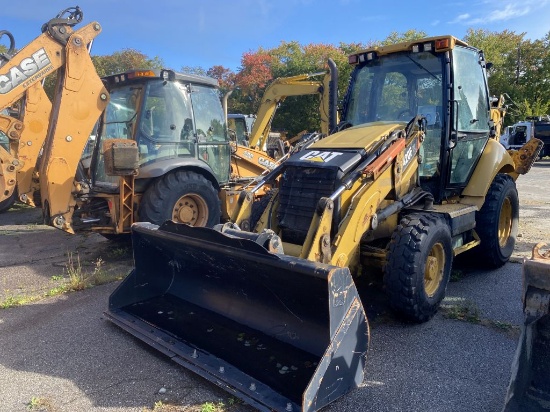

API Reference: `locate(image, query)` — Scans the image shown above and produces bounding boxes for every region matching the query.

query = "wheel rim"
[498,197,512,248]
[424,242,445,297]
[172,193,209,226]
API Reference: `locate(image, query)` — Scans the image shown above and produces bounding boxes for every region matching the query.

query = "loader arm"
[303,131,422,273]
[0,114,23,200]
[234,120,426,274]
[248,60,337,150]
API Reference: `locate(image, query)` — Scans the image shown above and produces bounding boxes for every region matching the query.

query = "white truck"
[500,116,550,158]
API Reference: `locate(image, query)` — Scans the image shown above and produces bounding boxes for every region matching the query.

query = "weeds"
[27,396,54,411]
[441,299,521,338]
[65,252,87,291]
[0,252,126,309]
[441,300,481,323]
[143,398,238,412]
[449,269,464,282]
[107,246,131,259]
[491,320,514,331]
[201,402,225,412]
[0,294,39,309]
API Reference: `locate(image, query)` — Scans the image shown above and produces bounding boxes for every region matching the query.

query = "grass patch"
[441,300,481,323]
[64,253,122,290]
[107,246,131,259]
[0,252,127,309]
[142,398,243,412]
[441,299,521,339]
[0,294,41,309]
[449,268,464,282]
[27,396,55,411]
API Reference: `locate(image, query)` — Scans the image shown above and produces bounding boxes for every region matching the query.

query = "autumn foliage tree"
[225,41,369,136]
[206,65,236,96]
[231,51,273,115]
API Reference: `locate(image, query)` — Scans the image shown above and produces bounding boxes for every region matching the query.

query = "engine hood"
[284,121,408,174]
[310,121,406,151]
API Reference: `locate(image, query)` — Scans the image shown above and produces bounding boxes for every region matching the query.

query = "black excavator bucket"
[105,221,369,412]
[504,243,550,412]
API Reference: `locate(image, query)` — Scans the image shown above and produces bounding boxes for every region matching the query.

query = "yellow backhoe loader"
[106,36,542,411]
[504,243,550,411]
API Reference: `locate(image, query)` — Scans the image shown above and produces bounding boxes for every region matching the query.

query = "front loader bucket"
[504,243,550,411]
[105,221,369,412]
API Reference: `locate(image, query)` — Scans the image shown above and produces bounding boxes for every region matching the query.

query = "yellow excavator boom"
[247,59,338,150]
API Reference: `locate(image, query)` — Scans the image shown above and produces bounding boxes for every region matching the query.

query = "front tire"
[384,213,453,323]
[139,170,220,228]
[474,173,519,267]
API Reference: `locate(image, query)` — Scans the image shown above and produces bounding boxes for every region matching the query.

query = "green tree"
[180,66,207,76]
[379,29,428,46]
[40,48,164,100]
[464,29,550,123]
[92,48,163,77]
[267,42,352,136]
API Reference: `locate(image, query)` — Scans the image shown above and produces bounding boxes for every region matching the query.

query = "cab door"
[446,46,491,189]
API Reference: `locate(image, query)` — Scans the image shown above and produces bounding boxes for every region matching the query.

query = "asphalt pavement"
[0,160,549,412]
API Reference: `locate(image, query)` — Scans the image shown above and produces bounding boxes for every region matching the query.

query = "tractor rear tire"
[139,170,220,228]
[474,173,519,268]
[0,189,17,213]
[384,213,453,323]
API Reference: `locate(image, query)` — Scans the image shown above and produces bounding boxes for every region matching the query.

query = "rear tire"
[0,189,17,213]
[384,213,453,323]
[474,173,519,268]
[139,170,220,228]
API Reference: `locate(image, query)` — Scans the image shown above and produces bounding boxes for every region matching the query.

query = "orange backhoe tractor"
[1,7,306,235]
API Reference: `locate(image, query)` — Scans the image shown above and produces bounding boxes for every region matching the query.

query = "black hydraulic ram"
[105,221,369,412]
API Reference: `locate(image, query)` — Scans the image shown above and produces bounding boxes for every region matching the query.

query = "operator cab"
[89,69,231,191]
[344,37,492,203]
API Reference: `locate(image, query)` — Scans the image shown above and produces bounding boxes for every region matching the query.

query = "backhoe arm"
[248,60,337,150]
[0,7,99,205]
[37,23,109,233]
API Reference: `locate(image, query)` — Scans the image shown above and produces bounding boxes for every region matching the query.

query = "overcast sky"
[2,0,549,72]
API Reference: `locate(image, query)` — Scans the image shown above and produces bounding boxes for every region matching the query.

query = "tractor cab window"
[345,51,444,180]
[228,117,248,144]
[93,85,142,187]
[449,46,490,186]
[137,80,195,164]
[189,84,231,183]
